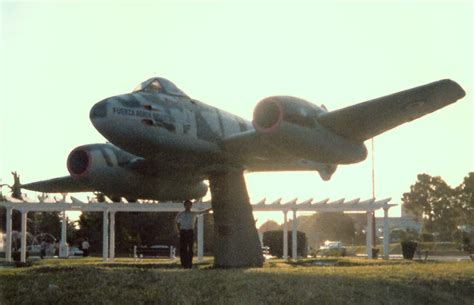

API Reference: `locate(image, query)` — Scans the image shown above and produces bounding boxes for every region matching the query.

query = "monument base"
[209,171,264,268]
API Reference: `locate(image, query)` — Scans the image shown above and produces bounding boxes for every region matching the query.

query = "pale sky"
[1,0,473,226]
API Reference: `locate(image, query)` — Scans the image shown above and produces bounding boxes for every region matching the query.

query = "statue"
[0,171,23,201]
[10,172,23,200]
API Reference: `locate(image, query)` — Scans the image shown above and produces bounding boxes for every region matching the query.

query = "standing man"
[81,238,90,257]
[175,200,210,269]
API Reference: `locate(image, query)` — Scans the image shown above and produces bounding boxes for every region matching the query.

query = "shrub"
[401,241,418,260]
[262,230,307,258]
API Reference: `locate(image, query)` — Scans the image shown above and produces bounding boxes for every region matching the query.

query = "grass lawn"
[0,257,472,305]
[346,242,468,256]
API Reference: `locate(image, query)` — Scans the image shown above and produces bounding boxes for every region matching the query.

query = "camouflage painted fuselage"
[91,87,252,173]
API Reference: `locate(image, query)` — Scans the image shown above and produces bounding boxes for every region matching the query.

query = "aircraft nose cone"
[90,99,109,120]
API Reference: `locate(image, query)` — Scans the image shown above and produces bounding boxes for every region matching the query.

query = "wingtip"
[441,79,466,100]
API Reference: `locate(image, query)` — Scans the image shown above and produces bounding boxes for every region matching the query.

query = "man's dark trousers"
[180,229,194,268]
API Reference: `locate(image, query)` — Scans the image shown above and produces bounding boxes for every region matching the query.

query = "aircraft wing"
[220,130,277,161]
[220,131,337,180]
[317,79,466,142]
[21,176,92,193]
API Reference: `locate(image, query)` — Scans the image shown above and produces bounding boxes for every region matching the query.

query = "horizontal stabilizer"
[22,176,92,193]
[318,79,466,142]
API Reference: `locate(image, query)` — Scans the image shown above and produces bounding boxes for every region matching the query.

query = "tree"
[295,215,319,247]
[258,220,280,233]
[29,212,62,239]
[75,212,103,253]
[455,172,474,230]
[402,174,458,241]
[294,212,356,248]
[313,212,356,245]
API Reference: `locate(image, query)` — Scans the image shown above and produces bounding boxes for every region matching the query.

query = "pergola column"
[109,211,115,261]
[283,211,288,260]
[383,207,390,259]
[102,210,109,262]
[197,214,204,262]
[366,211,373,259]
[5,207,13,262]
[59,211,68,258]
[20,210,28,263]
[291,209,298,260]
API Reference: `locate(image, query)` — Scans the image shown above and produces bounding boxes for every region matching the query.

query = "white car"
[319,241,346,257]
[69,246,84,256]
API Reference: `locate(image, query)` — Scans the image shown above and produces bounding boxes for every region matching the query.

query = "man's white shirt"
[176,211,198,230]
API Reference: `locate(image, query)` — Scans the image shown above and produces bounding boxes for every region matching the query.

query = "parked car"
[69,246,84,256]
[318,240,346,257]
[21,244,55,257]
[26,245,41,256]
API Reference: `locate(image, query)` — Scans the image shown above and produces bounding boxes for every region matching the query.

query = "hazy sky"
[1,0,473,225]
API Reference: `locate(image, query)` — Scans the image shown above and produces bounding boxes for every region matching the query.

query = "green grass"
[0,257,472,305]
[346,242,466,256]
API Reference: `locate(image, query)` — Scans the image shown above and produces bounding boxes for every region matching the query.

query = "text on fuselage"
[112,107,152,118]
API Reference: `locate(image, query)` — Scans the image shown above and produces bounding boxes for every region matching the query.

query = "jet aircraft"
[22,77,466,267]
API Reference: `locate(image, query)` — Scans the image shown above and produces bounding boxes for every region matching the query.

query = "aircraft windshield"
[132,77,188,97]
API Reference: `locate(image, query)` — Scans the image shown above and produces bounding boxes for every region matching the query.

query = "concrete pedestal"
[209,171,264,267]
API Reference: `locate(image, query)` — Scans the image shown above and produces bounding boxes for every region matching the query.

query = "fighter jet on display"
[23,77,465,200]
[22,77,465,267]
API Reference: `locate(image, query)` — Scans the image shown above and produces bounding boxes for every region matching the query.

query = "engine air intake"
[67,149,90,176]
[253,98,282,131]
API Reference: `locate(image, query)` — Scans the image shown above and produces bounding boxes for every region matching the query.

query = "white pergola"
[0,196,395,263]
[252,197,395,260]
[0,197,210,263]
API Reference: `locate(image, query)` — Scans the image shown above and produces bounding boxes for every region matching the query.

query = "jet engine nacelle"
[66,143,208,200]
[67,143,137,178]
[252,96,367,164]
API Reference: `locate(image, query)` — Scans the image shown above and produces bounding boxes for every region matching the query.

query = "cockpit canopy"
[132,77,188,97]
